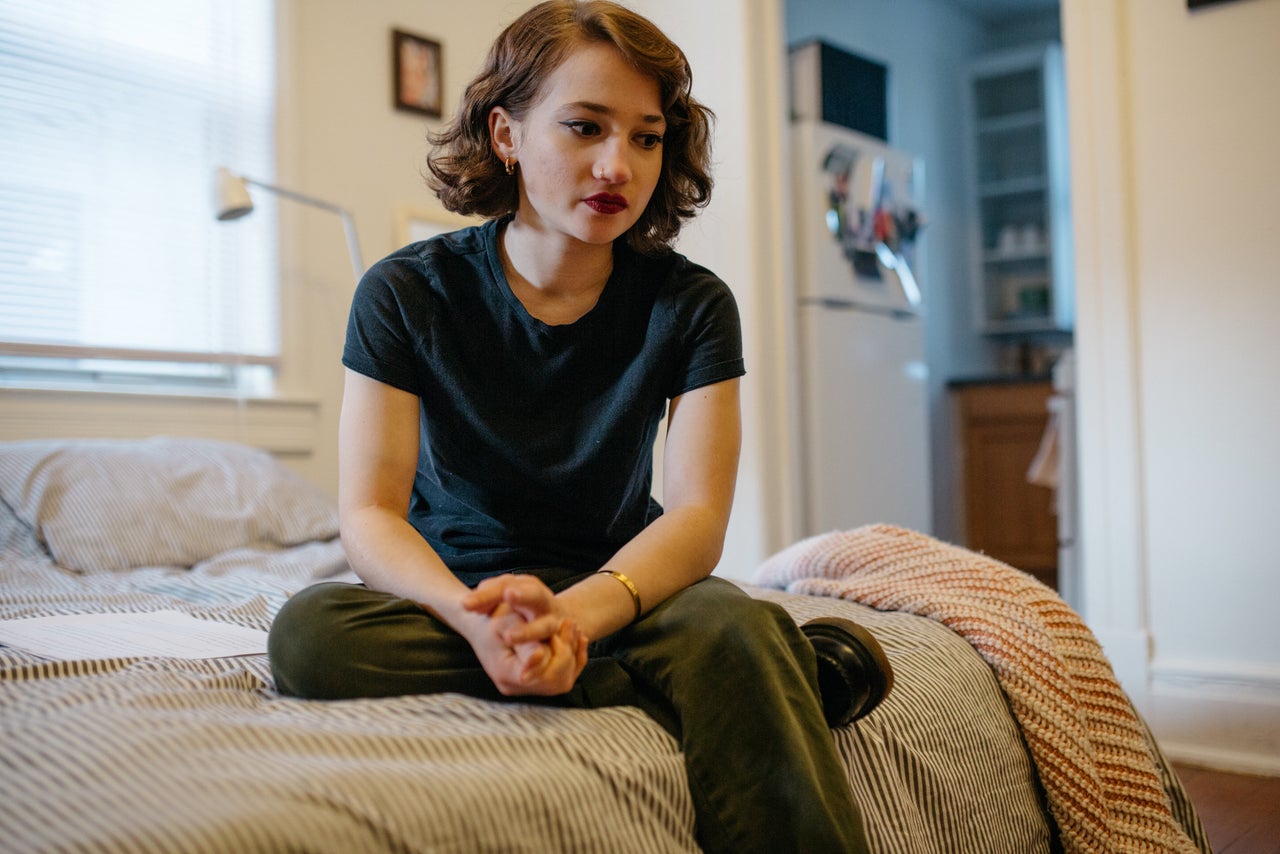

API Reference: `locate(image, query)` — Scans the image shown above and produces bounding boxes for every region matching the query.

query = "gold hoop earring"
[505,157,516,176]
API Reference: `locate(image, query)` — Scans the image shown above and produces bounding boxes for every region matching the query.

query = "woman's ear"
[488,106,518,163]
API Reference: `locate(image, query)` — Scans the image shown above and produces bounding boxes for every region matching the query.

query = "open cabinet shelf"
[967,44,1074,335]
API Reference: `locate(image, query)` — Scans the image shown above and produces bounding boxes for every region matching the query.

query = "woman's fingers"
[503,612,567,645]
[516,620,586,694]
[467,578,587,697]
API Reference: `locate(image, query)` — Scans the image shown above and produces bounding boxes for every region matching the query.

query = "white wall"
[784,0,995,544]
[1063,0,1280,774]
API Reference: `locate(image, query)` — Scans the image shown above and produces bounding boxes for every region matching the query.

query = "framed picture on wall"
[393,29,443,118]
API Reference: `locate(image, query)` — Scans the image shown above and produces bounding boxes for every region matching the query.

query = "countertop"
[946,373,1053,389]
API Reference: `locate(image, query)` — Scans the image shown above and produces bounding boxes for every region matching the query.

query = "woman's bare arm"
[551,376,742,641]
[337,368,464,613]
[337,368,585,694]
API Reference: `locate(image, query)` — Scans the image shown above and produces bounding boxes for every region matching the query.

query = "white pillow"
[0,437,339,572]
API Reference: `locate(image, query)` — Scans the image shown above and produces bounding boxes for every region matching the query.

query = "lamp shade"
[214,166,365,283]
[215,167,254,221]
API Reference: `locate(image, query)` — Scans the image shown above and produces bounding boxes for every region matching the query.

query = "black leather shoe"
[801,617,894,727]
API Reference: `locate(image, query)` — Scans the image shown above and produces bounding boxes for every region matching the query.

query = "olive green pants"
[268,573,869,853]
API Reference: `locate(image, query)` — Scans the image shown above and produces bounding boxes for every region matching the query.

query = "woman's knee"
[645,578,800,663]
[267,582,375,698]
[270,583,351,648]
[269,583,482,700]
[664,578,788,629]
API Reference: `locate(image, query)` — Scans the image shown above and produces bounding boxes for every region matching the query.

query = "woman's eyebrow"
[561,100,665,125]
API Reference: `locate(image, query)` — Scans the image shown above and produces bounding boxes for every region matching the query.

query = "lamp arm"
[242,177,365,283]
[338,210,364,284]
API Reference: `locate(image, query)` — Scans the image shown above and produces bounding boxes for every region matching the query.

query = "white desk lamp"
[215,167,364,284]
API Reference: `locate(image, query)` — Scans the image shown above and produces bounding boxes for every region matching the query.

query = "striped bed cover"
[0,534,1203,852]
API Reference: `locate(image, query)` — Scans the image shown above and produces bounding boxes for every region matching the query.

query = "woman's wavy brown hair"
[426,0,714,255]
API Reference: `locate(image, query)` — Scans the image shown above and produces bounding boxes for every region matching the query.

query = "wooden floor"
[1173,763,1280,853]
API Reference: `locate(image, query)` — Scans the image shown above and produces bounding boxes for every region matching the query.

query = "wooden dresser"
[951,378,1058,589]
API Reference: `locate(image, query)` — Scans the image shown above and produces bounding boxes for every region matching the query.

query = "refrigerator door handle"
[874,241,923,308]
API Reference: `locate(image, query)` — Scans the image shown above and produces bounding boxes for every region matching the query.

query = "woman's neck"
[499,220,614,325]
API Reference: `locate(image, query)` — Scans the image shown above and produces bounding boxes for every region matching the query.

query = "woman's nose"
[593,138,633,184]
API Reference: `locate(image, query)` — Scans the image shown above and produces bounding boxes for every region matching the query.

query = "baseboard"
[1152,657,1280,699]
[1162,741,1280,777]
[1145,657,1280,777]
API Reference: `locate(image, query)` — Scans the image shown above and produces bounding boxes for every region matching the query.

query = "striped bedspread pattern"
[2,513,1207,853]
[0,538,1067,853]
[755,524,1209,854]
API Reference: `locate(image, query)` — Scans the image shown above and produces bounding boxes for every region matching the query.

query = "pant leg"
[268,579,637,708]
[603,577,870,854]
[268,581,495,700]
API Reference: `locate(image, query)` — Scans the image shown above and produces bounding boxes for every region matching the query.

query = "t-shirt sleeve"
[669,266,746,399]
[342,259,424,395]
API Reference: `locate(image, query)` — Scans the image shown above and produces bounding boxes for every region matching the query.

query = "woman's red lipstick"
[584,193,628,214]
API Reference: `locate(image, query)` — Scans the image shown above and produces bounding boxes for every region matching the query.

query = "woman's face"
[496,41,666,249]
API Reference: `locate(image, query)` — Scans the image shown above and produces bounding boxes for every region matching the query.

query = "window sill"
[0,386,321,457]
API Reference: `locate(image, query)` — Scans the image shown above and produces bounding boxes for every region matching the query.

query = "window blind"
[0,0,277,389]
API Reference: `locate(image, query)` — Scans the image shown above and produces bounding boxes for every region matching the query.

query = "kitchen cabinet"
[952,379,1058,589]
[967,44,1074,334]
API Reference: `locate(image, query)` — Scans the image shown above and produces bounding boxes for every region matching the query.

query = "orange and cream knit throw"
[754,524,1199,854]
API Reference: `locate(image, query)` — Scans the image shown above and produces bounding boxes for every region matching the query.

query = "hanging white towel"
[1026,406,1060,490]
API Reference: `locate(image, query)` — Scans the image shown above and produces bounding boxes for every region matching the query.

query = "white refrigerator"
[792,119,932,537]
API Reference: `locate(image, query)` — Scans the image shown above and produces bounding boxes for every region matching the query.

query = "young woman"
[269,2,891,850]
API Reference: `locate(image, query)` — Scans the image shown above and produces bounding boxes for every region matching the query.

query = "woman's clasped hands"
[460,574,589,697]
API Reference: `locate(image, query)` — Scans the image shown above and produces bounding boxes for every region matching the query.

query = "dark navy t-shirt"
[342,216,745,583]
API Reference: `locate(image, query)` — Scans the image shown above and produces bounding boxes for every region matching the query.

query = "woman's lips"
[584,193,628,214]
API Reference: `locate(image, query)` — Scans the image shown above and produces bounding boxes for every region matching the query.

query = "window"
[0,0,277,394]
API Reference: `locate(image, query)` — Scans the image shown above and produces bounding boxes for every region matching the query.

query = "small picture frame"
[393,29,442,118]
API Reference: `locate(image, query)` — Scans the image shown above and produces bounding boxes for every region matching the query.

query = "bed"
[0,437,1209,853]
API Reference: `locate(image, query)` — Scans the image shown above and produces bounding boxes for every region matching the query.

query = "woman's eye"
[562,120,600,137]
[636,133,664,150]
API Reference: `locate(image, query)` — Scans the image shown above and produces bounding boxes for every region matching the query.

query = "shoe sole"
[802,617,895,726]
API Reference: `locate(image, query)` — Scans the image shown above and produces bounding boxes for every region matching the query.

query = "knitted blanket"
[754,524,1200,854]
